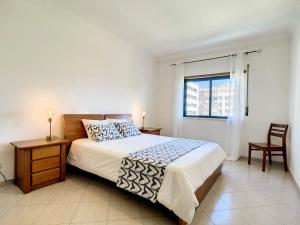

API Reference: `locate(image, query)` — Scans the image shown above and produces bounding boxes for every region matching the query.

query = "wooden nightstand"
[11,138,69,193]
[139,127,162,135]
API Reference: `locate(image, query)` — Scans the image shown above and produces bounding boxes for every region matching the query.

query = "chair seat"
[249,142,282,149]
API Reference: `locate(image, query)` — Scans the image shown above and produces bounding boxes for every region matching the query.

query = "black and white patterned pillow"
[114,121,142,137]
[86,123,122,142]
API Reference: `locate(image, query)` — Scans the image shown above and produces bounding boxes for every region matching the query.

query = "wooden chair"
[248,123,289,172]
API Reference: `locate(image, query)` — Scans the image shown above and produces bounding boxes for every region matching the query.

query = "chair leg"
[248,144,252,165]
[268,150,272,165]
[283,149,288,172]
[262,150,266,172]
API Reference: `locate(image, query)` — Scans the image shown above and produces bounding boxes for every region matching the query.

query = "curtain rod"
[170,49,263,66]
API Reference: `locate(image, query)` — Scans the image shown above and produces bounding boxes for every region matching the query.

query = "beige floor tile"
[262,204,300,225]
[61,175,90,191]
[0,158,298,225]
[35,182,64,193]
[71,202,109,223]
[107,218,144,225]
[50,189,85,204]
[0,205,45,225]
[222,165,265,180]
[235,207,281,225]
[17,190,55,205]
[244,177,291,192]
[33,203,78,225]
[108,200,141,220]
[0,191,23,206]
[219,191,264,209]
[0,206,12,217]
[258,188,300,206]
[1,184,24,194]
[190,210,214,225]
[207,210,248,225]
[248,177,273,189]
[71,223,106,225]
[212,177,250,193]
[0,181,14,193]
[287,202,300,213]
[0,184,6,193]
[200,191,230,212]
[81,181,111,203]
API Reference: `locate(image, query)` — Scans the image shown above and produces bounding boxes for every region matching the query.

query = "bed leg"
[178,218,187,225]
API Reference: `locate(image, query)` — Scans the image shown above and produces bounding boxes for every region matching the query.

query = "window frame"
[183,73,230,119]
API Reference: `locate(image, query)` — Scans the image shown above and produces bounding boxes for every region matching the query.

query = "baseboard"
[0,179,13,186]
[288,169,300,192]
[295,180,300,192]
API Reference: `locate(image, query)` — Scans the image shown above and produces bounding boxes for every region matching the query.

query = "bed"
[62,114,226,225]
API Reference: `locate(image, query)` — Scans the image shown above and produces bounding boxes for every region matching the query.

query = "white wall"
[289,23,300,187]
[0,1,157,181]
[156,38,291,159]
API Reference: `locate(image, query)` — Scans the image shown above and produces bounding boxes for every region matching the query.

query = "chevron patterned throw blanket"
[116,139,207,202]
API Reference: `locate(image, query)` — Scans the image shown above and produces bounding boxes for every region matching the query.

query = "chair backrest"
[267,123,289,147]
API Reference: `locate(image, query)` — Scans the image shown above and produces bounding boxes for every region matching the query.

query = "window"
[183,74,231,118]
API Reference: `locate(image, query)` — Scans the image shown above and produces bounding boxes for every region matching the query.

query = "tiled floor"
[0,158,299,225]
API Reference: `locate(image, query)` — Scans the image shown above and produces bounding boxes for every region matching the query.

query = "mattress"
[67,134,226,223]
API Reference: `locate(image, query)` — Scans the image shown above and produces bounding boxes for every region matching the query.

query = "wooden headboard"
[104,114,132,121]
[62,114,105,143]
[62,114,132,147]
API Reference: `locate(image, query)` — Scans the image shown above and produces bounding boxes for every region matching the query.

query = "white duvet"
[67,134,226,223]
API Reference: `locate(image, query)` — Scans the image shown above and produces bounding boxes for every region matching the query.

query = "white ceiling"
[53,0,299,57]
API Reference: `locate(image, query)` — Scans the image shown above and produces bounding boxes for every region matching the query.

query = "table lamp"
[46,108,56,141]
[142,112,146,129]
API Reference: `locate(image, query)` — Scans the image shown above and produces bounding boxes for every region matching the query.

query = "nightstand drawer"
[148,130,160,135]
[32,156,60,173]
[32,145,60,160]
[139,127,161,136]
[32,168,60,185]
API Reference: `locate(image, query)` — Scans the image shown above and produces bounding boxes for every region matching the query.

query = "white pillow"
[82,119,109,139]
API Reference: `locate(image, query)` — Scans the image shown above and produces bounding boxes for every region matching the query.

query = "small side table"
[10,138,69,193]
[139,127,162,135]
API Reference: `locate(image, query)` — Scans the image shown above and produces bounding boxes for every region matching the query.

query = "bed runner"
[116,138,207,202]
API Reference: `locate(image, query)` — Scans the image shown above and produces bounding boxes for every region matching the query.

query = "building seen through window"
[184,75,232,118]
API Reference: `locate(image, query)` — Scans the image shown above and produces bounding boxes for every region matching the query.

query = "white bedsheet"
[67,134,226,223]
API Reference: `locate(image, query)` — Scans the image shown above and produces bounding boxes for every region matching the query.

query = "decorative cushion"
[114,121,142,137]
[86,123,122,142]
[82,119,109,139]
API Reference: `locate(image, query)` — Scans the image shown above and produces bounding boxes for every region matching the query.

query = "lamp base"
[46,136,57,141]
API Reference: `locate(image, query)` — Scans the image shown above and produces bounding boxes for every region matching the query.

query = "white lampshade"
[142,112,147,117]
[47,109,55,118]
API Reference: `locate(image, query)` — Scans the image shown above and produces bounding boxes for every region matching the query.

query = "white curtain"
[172,61,185,137]
[225,53,247,160]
